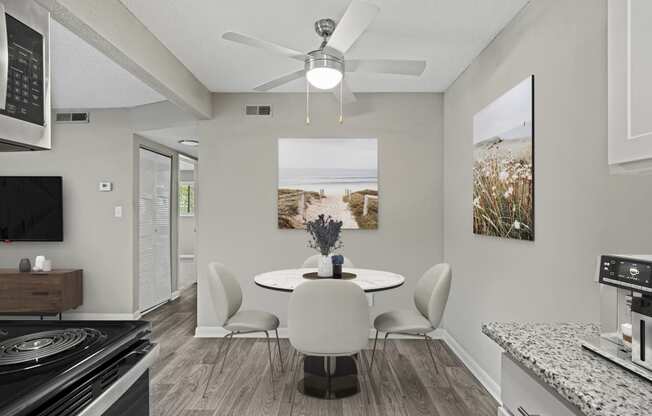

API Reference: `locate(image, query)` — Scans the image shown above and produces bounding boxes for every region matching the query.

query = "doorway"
[177,155,197,291]
[138,148,173,312]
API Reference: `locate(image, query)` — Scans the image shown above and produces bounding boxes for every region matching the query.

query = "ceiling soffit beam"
[36,0,212,119]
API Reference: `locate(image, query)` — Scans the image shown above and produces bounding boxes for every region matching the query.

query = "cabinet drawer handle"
[31,291,49,296]
[517,407,540,416]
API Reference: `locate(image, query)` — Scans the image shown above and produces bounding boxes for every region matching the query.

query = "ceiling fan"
[222,0,427,122]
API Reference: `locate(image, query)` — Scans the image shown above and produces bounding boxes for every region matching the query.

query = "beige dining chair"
[301,254,355,268]
[206,262,284,395]
[288,279,371,399]
[370,263,452,373]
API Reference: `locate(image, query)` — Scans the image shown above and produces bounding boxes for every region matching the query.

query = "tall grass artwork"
[473,76,534,241]
[278,138,378,229]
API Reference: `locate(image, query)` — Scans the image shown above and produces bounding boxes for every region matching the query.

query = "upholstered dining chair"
[206,262,284,388]
[370,263,452,372]
[288,279,371,399]
[301,254,355,268]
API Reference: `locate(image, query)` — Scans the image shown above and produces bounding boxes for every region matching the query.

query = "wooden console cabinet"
[0,269,83,316]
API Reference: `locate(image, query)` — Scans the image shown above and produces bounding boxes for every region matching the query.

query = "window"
[179,182,195,216]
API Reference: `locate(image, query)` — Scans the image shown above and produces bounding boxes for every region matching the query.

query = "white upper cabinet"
[609,0,652,174]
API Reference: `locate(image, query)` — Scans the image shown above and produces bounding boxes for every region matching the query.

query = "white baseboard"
[194,326,499,403]
[440,329,501,402]
[194,326,443,340]
[195,326,290,338]
[171,290,181,300]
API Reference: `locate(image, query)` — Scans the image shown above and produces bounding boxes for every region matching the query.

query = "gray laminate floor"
[143,285,498,416]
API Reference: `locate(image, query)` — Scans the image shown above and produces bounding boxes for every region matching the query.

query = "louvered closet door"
[139,148,172,312]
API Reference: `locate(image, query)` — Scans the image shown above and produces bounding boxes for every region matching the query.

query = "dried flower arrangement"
[306,214,343,256]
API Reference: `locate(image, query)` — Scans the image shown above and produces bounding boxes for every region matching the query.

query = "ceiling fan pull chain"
[306,77,310,125]
[339,79,343,124]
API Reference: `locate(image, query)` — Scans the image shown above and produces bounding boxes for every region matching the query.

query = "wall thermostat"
[99,182,113,192]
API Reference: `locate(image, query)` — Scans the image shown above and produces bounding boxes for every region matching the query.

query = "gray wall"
[442,0,652,385]
[196,93,444,328]
[0,110,135,315]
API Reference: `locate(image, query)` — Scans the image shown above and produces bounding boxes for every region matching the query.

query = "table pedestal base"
[298,355,360,399]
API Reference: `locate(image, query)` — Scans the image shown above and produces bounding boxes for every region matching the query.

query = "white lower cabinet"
[499,354,582,416]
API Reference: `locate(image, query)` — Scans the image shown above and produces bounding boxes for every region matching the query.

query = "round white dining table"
[254,268,405,293]
[253,267,405,400]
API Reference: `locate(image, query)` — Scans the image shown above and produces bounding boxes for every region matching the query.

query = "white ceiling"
[51,20,164,109]
[138,124,199,158]
[120,0,528,93]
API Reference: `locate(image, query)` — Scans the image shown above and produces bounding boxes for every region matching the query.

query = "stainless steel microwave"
[0,0,50,152]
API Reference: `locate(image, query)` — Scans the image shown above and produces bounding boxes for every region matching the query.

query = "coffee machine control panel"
[600,255,652,294]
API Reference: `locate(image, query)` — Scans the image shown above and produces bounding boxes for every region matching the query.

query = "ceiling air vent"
[244,105,272,116]
[55,112,90,124]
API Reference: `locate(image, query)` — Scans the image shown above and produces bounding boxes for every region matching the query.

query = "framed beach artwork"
[277,138,378,230]
[473,76,534,241]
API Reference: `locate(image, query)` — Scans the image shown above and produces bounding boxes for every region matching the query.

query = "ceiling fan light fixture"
[178,139,199,147]
[305,51,344,90]
[306,67,342,90]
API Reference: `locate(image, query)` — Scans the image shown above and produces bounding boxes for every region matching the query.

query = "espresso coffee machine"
[581,255,652,380]
[632,295,652,371]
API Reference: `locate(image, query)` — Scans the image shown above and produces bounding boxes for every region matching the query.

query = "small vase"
[317,255,333,278]
[19,258,31,273]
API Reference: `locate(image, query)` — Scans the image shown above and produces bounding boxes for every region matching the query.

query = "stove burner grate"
[0,328,103,366]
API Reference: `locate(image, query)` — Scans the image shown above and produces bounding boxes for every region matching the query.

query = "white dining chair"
[206,262,284,391]
[370,263,452,372]
[301,254,355,268]
[288,279,371,399]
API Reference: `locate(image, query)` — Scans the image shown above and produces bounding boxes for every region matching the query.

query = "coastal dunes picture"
[473,76,534,241]
[278,138,378,230]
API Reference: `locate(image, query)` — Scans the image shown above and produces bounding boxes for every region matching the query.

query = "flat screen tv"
[0,176,63,241]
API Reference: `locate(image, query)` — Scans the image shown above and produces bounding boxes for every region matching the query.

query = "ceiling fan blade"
[333,80,356,104]
[326,1,380,55]
[253,70,305,91]
[346,59,426,76]
[223,32,307,61]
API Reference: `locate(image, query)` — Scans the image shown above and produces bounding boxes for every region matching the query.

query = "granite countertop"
[482,322,652,416]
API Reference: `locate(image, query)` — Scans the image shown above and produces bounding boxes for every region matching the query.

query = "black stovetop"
[0,320,150,416]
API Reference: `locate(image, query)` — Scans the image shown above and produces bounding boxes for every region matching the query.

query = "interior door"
[139,148,172,312]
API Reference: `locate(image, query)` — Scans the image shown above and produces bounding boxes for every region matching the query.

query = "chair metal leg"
[423,334,439,374]
[201,365,214,399]
[274,328,284,372]
[265,331,275,380]
[265,331,276,399]
[370,329,379,372]
[202,331,233,398]
[219,332,234,374]
[216,331,232,360]
[383,332,390,356]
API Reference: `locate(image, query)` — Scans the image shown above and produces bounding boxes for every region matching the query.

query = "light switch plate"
[114,206,122,218]
[99,182,113,192]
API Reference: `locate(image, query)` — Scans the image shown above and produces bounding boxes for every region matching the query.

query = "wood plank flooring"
[143,285,497,416]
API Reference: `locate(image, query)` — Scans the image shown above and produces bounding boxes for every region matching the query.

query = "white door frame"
[177,154,198,291]
[133,136,179,315]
